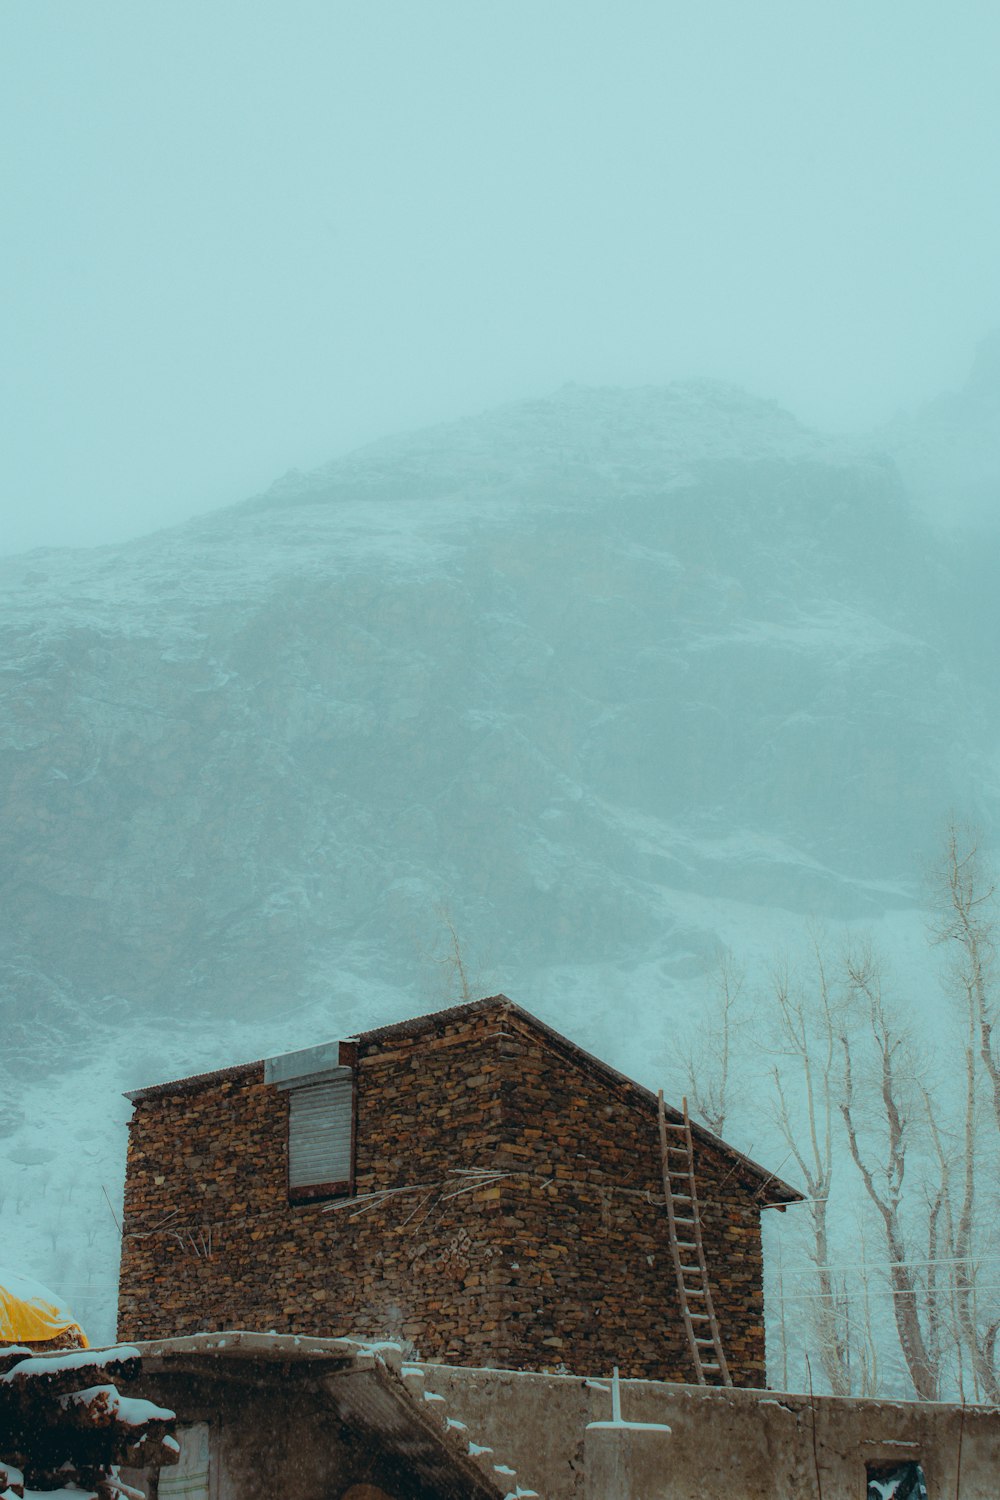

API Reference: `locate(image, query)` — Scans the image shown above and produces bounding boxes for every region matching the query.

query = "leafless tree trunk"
[929,822,1000,1398]
[839,947,940,1401]
[934,824,1000,1133]
[919,1095,952,1392]
[765,942,852,1396]
[852,1221,882,1397]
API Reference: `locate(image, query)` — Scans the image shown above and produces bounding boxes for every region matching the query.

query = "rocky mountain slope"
[2,372,999,1341]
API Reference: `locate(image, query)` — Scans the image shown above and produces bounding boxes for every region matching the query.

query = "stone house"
[117,995,799,1383]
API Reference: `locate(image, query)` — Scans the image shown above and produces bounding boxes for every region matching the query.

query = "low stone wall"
[421,1363,1000,1500]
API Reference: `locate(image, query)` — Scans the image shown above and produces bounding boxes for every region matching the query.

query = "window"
[288,1074,354,1201]
[866,1462,928,1500]
[264,1040,357,1204]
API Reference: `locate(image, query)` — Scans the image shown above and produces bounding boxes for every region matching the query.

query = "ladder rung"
[660,1102,731,1389]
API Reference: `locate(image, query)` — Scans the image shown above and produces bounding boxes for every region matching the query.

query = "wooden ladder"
[657,1089,732,1387]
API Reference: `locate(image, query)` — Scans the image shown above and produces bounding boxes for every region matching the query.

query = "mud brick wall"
[118,1002,767,1383]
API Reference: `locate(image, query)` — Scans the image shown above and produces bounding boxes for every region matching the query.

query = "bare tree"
[850,1217,883,1397]
[682,829,1000,1400]
[764,941,852,1396]
[429,905,495,1005]
[932,822,1000,1136]
[839,946,941,1401]
[923,1088,979,1401]
[682,951,744,1138]
[927,822,1000,1399]
[436,908,474,1002]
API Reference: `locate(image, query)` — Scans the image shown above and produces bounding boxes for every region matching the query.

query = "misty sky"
[2,1,1000,556]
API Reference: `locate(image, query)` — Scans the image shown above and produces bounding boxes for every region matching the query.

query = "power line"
[777,1253,1000,1276]
[774,1284,1000,1304]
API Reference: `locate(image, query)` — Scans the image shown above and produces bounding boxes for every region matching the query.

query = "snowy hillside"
[2,375,999,1348]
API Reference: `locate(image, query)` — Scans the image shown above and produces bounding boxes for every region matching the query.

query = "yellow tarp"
[0,1269,88,1347]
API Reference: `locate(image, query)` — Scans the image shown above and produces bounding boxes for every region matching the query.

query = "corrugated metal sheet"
[265,1042,345,1087]
[289,1078,353,1188]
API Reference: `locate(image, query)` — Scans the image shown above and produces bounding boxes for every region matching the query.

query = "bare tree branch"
[839,948,940,1401]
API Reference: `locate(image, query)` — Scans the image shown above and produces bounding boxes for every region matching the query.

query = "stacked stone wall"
[490,1016,764,1382]
[118,1010,509,1359]
[118,1003,766,1382]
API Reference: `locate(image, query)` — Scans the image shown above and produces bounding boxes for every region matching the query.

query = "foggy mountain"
[2,369,999,1343]
[884,328,1000,524]
[2,377,998,1056]
[6,0,1000,1391]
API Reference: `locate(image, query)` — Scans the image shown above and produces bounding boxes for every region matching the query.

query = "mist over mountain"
[882,329,1000,525]
[6,0,1000,1376]
[3,364,1000,1343]
[3,374,998,1072]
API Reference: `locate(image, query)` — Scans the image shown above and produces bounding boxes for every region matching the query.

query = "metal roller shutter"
[288,1077,353,1189]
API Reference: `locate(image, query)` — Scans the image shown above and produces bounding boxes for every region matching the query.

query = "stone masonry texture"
[117,997,795,1382]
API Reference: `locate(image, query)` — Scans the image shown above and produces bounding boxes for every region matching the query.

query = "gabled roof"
[355,995,801,1203]
[125,993,801,1204]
